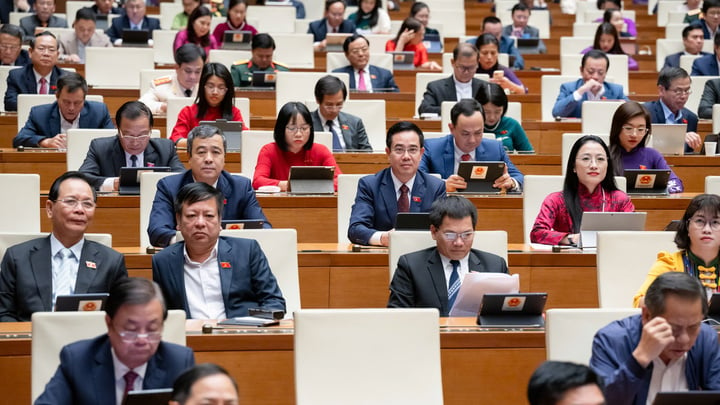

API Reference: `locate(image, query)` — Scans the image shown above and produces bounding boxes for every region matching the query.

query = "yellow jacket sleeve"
[632,251,685,307]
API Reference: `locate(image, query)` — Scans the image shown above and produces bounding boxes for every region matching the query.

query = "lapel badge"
[147,162,155,167]
[85,261,97,269]
[220,262,232,269]
[412,196,421,203]
[341,124,349,130]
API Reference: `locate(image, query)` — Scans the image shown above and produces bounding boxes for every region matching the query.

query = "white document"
[449,273,519,317]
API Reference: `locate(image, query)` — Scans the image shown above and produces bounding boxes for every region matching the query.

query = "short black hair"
[657,66,690,89]
[174,182,224,218]
[674,193,720,250]
[475,82,508,117]
[482,16,502,28]
[105,277,167,321]
[48,171,96,202]
[682,23,703,39]
[174,43,206,65]
[325,0,345,11]
[75,7,96,22]
[273,101,314,151]
[450,98,485,126]
[0,23,23,41]
[703,0,720,14]
[116,100,153,129]
[314,75,347,103]
[475,32,499,51]
[527,361,604,405]
[343,33,369,54]
[187,124,226,157]
[171,363,238,404]
[56,72,88,96]
[645,272,707,317]
[511,2,530,14]
[252,33,276,50]
[597,0,621,9]
[30,31,57,49]
[429,195,478,229]
[385,121,424,149]
[714,31,720,48]
[452,42,478,60]
[410,1,429,18]
[581,49,610,70]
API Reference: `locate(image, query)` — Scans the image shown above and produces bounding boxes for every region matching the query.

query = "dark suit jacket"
[701,19,717,39]
[2,49,30,66]
[418,75,484,115]
[644,99,698,153]
[105,14,161,42]
[14,100,114,147]
[4,63,67,111]
[148,170,270,247]
[691,53,720,76]
[551,78,627,118]
[388,247,508,316]
[35,334,194,405]
[152,236,286,318]
[19,14,68,41]
[310,110,371,150]
[663,51,711,69]
[0,237,127,322]
[501,25,547,53]
[332,64,399,92]
[78,136,185,190]
[307,18,356,42]
[419,134,524,187]
[348,167,446,245]
[698,77,720,119]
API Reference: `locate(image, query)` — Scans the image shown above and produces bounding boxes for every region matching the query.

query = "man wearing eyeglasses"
[14,72,113,148]
[35,277,195,405]
[418,43,485,116]
[0,171,128,322]
[388,195,508,316]
[310,75,372,151]
[348,121,446,246]
[78,101,185,191]
[140,44,206,114]
[644,67,702,153]
[0,24,30,66]
[331,34,399,92]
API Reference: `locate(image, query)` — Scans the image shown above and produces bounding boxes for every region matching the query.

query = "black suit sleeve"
[0,249,20,322]
[4,71,21,112]
[387,254,416,309]
[78,139,109,189]
[418,81,443,115]
[699,81,720,119]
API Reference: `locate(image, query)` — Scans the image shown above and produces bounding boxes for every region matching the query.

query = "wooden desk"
[0,319,544,405]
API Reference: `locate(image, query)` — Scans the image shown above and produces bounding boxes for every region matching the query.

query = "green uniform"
[485,116,534,152]
[231,60,289,87]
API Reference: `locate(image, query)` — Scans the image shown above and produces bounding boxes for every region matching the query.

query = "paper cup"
[705,142,717,156]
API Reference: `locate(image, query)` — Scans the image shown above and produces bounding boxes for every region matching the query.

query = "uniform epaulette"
[273,61,288,68]
[233,59,250,65]
[687,9,701,15]
[153,76,172,86]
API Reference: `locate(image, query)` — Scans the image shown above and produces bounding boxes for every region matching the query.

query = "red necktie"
[123,370,139,400]
[398,184,409,213]
[332,27,338,33]
[39,77,48,94]
[358,69,367,91]
[461,153,472,161]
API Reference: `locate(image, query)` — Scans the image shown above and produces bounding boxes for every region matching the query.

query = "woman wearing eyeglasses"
[252,102,342,191]
[531,135,634,245]
[170,63,247,148]
[633,194,720,307]
[608,101,684,194]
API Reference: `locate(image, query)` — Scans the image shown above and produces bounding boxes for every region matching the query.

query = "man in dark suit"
[698,0,720,39]
[663,25,708,69]
[645,67,702,152]
[388,195,508,316]
[19,0,68,42]
[698,77,720,119]
[310,75,372,151]
[35,277,195,405]
[0,24,30,66]
[4,31,67,112]
[418,43,484,116]
[0,171,127,322]
[332,33,399,92]
[83,0,123,19]
[420,99,523,192]
[152,182,286,319]
[348,121,446,246]
[479,16,524,70]
[308,0,356,51]
[170,364,239,404]
[105,0,161,44]
[552,50,628,118]
[691,33,720,76]
[148,125,270,248]
[14,72,114,148]
[79,101,185,191]
[501,3,546,54]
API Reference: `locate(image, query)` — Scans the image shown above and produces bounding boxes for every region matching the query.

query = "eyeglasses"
[454,64,478,73]
[0,44,20,51]
[118,330,163,343]
[391,146,420,155]
[668,88,692,96]
[441,231,474,242]
[321,103,344,111]
[55,198,96,210]
[204,84,228,93]
[621,126,649,135]
[34,46,57,54]
[575,155,607,165]
[120,131,151,142]
[707,10,720,17]
[286,125,311,133]
[688,217,720,231]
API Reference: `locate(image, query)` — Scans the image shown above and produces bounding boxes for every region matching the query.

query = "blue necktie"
[447,260,461,311]
[327,120,342,152]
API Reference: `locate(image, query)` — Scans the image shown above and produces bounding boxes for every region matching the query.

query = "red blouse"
[170,104,247,143]
[252,142,342,190]
[385,40,429,68]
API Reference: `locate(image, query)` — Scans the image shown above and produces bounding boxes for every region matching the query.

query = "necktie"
[358,69,367,91]
[448,260,461,311]
[184,89,192,97]
[39,77,48,94]
[123,370,139,400]
[397,184,409,213]
[327,120,342,151]
[461,153,472,161]
[332,26,338,33]
[54,248,74,309]
[130,155,138,167]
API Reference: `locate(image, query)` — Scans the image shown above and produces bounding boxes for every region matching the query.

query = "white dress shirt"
[647,354,688,405]
[318,110,346,149]
[183,241,226,320]
[439,253,470,289]
[454,77,473,101]
[111,348,148,405]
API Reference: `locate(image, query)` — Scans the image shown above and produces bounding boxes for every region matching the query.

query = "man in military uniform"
[138,44,206,114]
[231,33,289,87]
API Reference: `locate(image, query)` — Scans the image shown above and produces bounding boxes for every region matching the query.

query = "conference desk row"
[0,318,544,404]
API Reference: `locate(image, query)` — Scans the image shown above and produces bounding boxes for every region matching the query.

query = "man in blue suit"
[14,72,114,148]
[147,125,270,247]
[105,0,161,44]
[348,121,446,246]
[152,182,286,319]
[691,33,720,76]
[35,277,195,405]
[308,0,355,51]
[663,25,708,69]
[4,31,68,112]
[552,50,628,118]
[332,34,399,92]
[420,99,524,193]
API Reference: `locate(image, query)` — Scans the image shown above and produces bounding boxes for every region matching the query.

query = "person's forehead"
[0,33,20,43]
[455,54,477,64]
[577,142,605,155]
[438,215,473,228]
[58,178,92,195]
[687,28,704,37]
[183,197,219,213]
[348,37,369,48]
[390,130,420,146]
[328,2,345,11]
[668,76,691,87]
[120,115,150,130]
[456,112,484,126]
[114,300,163,322]
[179,58,204,68]
[193,134,224,149]
[583,58,607,69]
[58,87,85,98]
[321,91,344,102]
[34,35,57,47]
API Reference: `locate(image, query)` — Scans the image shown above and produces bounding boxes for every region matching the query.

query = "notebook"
[455,161,505,194]
[121,29,150,47]
[288,166,335,194]
[579,212,647,249]
[476,293,547,328]
[389,51,415,70]
[118,166,171,195]
[624,169,671,196]
[222,30,253,50]
[55,293,109,312]
[198,119,243,152]
[650,124,686,156]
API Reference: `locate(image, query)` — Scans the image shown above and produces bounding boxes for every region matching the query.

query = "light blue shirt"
[660,99,684,124]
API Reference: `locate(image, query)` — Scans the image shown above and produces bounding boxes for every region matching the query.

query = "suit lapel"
[143,140,160,167]
[30,237,53,310]
[169,244,191,315]
[442,136,455,177]
[380,169,398,221]
[468,250,486,272]
[75,241,100,293]
[24,66,36,93]
[92,338,116,403]
[409,173,426,211]
[111,139,126,175]
[217,238,233,303]
[143,344,168,389]
[444,77,456,101]
[426,250,449,312]
[48,106,62,138]
[77,102,91,128]
[337,112,353,148]
[347,67,356,88]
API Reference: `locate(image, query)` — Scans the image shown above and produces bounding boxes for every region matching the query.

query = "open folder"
[449,273,519,317]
